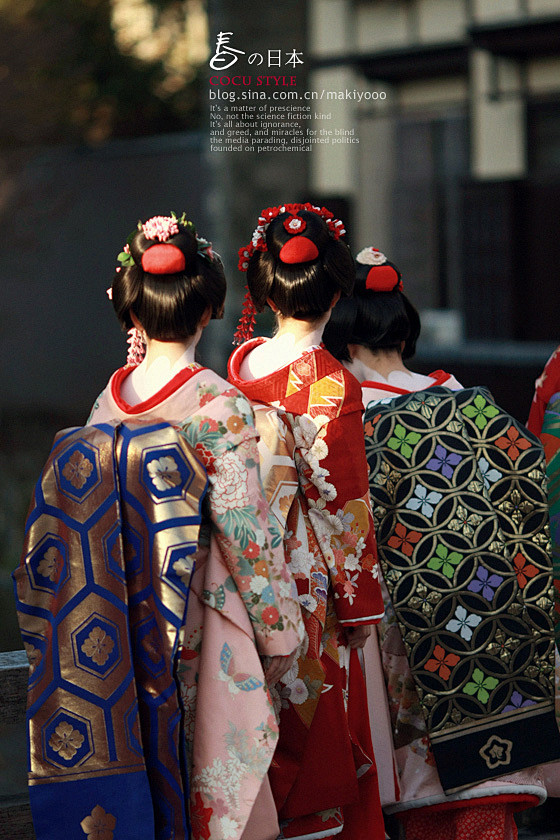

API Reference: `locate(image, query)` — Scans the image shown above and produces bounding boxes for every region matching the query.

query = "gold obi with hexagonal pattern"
[13,420,207,840]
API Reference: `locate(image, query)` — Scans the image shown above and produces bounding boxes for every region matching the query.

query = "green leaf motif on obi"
[387,424,422,460]
[427,545,463,579]
[463,668,499,703]
[461,395,500,430]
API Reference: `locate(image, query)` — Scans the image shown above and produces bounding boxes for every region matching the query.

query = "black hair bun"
[130,222,198,269]
[265,210,331,261]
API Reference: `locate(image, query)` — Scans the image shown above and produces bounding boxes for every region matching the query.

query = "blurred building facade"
[307,0,560,382]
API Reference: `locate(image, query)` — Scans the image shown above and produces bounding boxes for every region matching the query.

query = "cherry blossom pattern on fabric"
[180,383,298,639]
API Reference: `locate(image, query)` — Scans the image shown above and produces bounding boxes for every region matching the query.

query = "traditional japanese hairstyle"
[233,202,354,344]
[109,213,226,364]
[323,246,421,362]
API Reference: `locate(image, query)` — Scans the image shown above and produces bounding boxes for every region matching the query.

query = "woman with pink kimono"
[86,214,304,840]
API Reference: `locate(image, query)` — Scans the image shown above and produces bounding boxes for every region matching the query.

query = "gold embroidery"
[80,805,117,840]
[49,721,84,760]
[24,642,42,673]
[487,629,519,662]
[479,735,513,769]
[501,489,534,524]
[172,556,194,584]
[63,451,94,489]
[37,546,60,581]
[408,583,439,616]
[147,455,181,490]
[81,627,115,666]
[278,494,293,517]
[372,462,401,496]
[448,505,483,538]
[142,627,162,662]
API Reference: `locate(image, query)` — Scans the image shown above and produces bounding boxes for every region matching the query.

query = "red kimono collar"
[361,369,454,395]
[228,338,363,414]
[110,363,205,415]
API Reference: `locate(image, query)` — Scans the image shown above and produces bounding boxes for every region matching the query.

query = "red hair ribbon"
[365,265,403,292]
[141,244,186,275]
[279,236,319,264]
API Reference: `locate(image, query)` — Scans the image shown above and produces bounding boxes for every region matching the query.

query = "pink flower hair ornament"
[233,202,347,344]
[114,212,216,276]
[126,328,146,367]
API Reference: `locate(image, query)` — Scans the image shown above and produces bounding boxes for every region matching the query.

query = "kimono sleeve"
[181,391,304,657]
[528,346,560,436]
[296,404,385,626]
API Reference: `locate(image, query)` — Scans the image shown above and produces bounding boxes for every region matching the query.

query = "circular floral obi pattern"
[364,385,555,735]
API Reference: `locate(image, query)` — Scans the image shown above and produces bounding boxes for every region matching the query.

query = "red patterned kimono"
[228,340,385,840]
[527,345,560,437]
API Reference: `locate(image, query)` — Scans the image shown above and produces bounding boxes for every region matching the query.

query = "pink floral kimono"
[89,362,304,840]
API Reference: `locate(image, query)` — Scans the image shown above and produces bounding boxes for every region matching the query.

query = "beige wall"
[416,0,467,42]
[527,56,560,94]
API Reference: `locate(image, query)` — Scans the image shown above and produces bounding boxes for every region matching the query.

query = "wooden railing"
[0,650,35,839]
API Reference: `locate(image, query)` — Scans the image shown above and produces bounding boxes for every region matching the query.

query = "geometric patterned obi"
[540,390,560,644]
[13,421,207,840]
[365,386,560,793]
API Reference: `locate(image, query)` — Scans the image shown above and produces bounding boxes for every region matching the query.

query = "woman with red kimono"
[228,204,386,840]
[527,345,560,438]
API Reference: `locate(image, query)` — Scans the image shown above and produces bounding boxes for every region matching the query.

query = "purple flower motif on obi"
[427,445,462,479]
[468,566,503,601]
[503,690,536,713]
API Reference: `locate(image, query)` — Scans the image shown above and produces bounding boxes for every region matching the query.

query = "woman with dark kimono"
[14,214,304,840]
[228,204,386,840]
[323,247,560,840]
